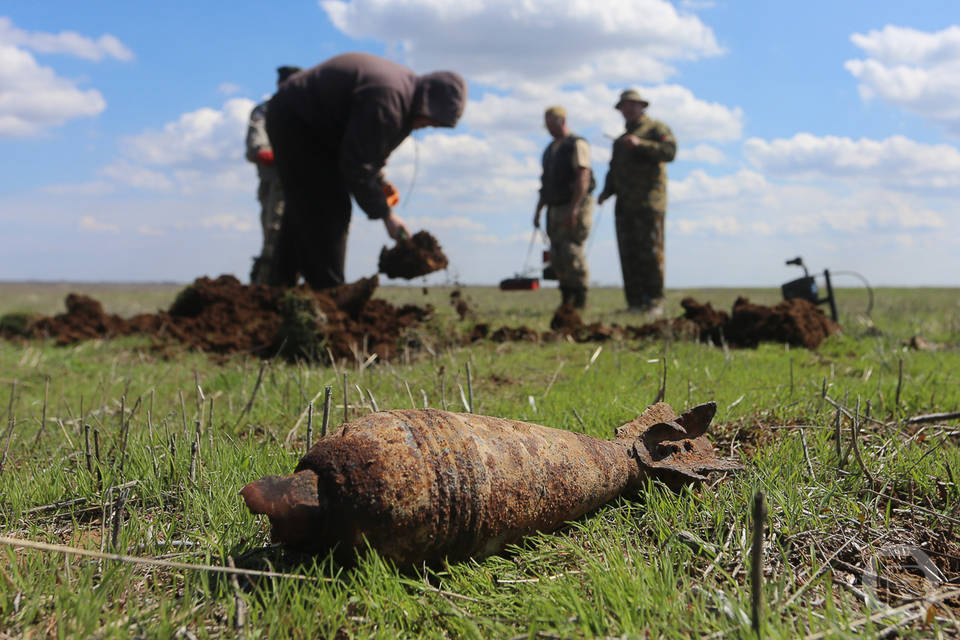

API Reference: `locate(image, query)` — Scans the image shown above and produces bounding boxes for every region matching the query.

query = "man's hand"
[533,203,543,229]
[619,134,642,149]
[383,211,410,241]
[256,149,275,166]
[597,190,611,205]
[382,181,400,207]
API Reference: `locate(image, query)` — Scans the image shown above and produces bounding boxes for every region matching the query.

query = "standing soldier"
[246,65,301,284]
[597,89,676,315]
[534,106,594,309]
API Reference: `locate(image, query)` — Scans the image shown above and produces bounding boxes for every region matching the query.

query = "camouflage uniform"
[541,136,593,307]
[246,100,285,284]
[601,114,676,308]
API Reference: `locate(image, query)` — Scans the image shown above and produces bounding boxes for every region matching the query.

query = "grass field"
[1,282,958,638]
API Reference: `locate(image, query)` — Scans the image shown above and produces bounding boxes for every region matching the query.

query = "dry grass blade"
[802,587,960,640]
[0,535,329,582]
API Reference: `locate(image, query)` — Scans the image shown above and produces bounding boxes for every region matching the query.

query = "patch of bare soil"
[378,231,448,279]
[2,286,841,362]
[487,296,840,349]
[1,274,433,363]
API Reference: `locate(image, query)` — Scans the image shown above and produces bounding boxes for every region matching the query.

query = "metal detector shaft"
[822,269,838,321]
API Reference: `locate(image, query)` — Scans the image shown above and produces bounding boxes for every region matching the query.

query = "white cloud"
[671,215,740,236]
[320,0,722,86]
[677,144,726,164]
[845,25,960,136]
[199,215,254,232]
[173,167,251,195]
[464,83,742,145]
[405,216,486,231]
[78,215,119,233]
[100,162,174,191]
[386,133,540,213]
[121,97,255,165]
[0,43,105,137]
[41,180,115,196]
[217,82,243,96]
[671,169,770,202]
[137,225,165,237]
[0,17,134,61]
[669,167,948,238]
[88,98,258,197]
[743,133,960,189]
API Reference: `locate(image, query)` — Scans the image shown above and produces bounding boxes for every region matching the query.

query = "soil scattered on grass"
[1,275,432,362]
[2,282,840,362]
[450,289,473,320]
[493,296,840,349]
[378,231,448,279]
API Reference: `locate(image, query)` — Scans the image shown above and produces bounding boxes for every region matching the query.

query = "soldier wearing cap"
[534,106,595,309]
[246,65,301,284]
[597,89,676,315]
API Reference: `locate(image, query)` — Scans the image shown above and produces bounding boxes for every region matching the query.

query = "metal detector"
[781,256,838,321]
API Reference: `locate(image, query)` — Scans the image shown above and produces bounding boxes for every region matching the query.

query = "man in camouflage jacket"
[246,65,300,285]
[598,89,676,315]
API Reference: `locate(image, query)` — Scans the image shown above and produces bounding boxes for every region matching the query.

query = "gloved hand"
[257,149,275,166]
[382,181,400,208]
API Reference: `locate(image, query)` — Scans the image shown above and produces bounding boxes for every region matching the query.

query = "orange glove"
[382,181,400,207]
[257,149,275,166]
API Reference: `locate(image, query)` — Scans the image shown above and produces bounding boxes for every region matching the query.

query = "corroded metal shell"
[241,402,738,566]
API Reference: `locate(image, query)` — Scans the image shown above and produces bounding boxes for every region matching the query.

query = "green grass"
[0,284,958,638]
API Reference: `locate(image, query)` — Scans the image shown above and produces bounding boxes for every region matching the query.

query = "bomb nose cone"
[241,470,326,550]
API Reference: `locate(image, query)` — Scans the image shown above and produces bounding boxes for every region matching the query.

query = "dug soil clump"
[1,275,433,363]
[378,231,448,279]
[483,296,839,349]
[724,297,839,350]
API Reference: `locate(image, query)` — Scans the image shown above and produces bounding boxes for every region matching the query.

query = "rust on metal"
[240,401,740,565]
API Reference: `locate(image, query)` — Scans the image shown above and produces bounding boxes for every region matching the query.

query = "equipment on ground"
[781,256,838,321]
[499,277,540,291]
[499,231,543,291]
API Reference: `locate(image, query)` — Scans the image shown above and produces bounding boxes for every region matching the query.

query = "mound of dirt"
[1,275,433,363]
[485,296,840,349]
[378,231,449,279]
[724,297,840,350]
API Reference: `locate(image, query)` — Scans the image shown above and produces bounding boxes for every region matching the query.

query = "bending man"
[265,53,467,289]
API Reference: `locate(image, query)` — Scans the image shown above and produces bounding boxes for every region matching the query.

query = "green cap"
[615,89,649,109]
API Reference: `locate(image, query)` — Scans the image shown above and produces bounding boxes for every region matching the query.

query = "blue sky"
[2,1,958,287]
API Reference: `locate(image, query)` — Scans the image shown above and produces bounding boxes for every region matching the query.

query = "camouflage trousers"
[614,204,664,307]
[251,173,286,285]
[546,196,593,291]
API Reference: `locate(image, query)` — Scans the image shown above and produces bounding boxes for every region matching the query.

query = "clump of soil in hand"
[378,231,448,279]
